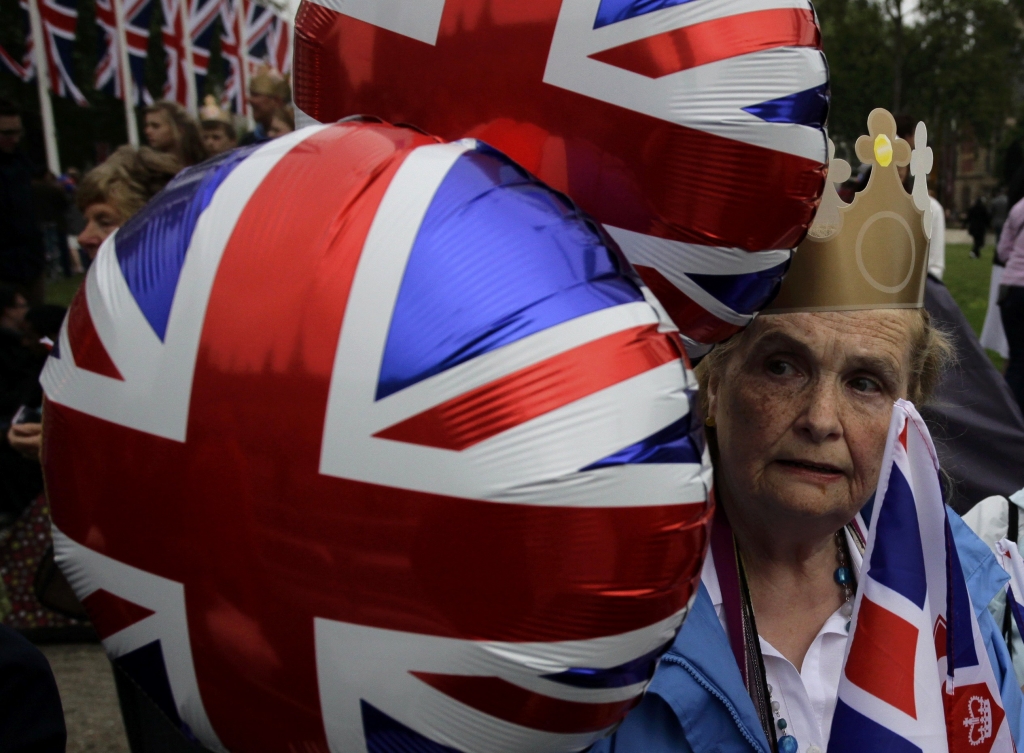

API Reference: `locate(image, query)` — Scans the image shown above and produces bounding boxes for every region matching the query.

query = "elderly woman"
[6,145,178,460]
[593,111,1023,753]
[75,145,180,260]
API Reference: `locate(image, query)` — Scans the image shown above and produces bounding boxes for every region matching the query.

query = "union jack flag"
[95,0,154,103]
[217,0,245,112]
[93,0,120,96]
[160,0,189,104]
[266,13,291,75]
[830,401,1013,753]
[39,0,88,106]
[245,0,278,75]
[188,0,224,99]
[43,123,712,752]
[0,0,33,82]
[291,0,828,346]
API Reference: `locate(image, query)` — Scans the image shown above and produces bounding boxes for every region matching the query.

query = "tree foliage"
[818,0,1023,201]
[819,0,1023,159]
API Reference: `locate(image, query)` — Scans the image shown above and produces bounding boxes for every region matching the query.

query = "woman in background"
[8,145,178,464]
[75,146,180,261]
[143,101,206,167]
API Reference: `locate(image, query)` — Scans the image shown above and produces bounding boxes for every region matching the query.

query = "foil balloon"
[291,0,830,346]
[42,122,713,753]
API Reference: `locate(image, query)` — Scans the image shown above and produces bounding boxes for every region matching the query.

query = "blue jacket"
[592,509,1024,753]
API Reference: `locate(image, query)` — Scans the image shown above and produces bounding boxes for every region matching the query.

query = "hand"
[7,422,42,462]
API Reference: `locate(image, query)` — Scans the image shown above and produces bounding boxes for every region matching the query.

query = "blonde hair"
[77,146,181,221]
[695,308,954,417]
[144,100,207,166]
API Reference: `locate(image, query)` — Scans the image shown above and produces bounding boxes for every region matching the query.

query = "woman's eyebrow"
[845,354,901,384]
[749,331,811,355]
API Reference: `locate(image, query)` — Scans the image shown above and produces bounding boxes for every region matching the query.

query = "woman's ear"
[705,370,720,424]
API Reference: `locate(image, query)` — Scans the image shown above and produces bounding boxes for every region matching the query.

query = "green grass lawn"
[42,244,1008,373]
[944,243,1006,372]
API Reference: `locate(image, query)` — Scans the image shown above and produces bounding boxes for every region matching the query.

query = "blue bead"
[834,567,852,585]
[777,718,787,730]
[778,735,799,753]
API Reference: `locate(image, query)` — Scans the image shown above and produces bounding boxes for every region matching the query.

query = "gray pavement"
[39,643,130,753]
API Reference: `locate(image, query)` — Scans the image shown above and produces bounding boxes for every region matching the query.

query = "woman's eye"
[849,376,881,394]
[766,359,794,376]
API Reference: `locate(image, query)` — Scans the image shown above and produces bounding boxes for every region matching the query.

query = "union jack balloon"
[292,0,829,347]
[43,122,713,752]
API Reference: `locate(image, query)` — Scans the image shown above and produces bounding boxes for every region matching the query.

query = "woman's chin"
[760,472,857,521]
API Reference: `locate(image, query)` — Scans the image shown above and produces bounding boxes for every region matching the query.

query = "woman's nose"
[795,381,843,442]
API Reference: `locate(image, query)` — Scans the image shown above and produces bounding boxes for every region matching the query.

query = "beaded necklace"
[711,503,866,753]
[765,530,855,753]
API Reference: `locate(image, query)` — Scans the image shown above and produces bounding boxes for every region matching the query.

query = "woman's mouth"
[775,459,844,476]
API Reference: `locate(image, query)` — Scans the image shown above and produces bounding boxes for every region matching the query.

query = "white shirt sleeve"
[928,197,946,280]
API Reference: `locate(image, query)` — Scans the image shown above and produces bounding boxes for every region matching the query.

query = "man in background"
[240,71,290,146]
[0,100,45,305]
[968,197,991,259]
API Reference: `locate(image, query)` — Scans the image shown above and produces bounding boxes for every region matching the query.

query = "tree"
[818,0,1023,203]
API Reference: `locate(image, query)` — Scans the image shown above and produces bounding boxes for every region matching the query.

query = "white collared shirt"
[701,529,863,753]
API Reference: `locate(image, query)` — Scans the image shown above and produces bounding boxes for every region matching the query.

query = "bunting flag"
[829,400,1013,753]
[39,0,89,105]
[188,0,223,102]
[160,0,188,104]
[0,0,34,82]
[217,0,245,113]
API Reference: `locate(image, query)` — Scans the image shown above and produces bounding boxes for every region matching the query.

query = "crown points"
[766,108,929,313]
[807,139,851,239]
[910,121,934,238]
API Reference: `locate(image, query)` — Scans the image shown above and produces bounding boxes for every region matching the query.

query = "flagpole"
[25,0,59,174]
[179,0,198,112]
[112,0,139,146]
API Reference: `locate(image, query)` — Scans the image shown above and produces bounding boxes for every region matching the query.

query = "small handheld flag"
[829,400,1013,753]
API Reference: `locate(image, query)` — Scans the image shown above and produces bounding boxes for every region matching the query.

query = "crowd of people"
[2,65,1024,752]
[0,70,300,749]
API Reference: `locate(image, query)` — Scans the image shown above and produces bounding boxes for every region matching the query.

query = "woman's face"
[78,202,123,260]
[707,310,917,531]
[144,110,175,151]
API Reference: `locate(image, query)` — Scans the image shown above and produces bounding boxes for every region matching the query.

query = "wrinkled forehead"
[745,309,918,374]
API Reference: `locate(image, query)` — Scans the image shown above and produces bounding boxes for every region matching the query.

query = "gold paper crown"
[765,108,933,313]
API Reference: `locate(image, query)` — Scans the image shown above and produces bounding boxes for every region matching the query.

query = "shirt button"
[808,746,822,753]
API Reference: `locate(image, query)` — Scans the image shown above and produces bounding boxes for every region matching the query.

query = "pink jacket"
[998,197,1024,287]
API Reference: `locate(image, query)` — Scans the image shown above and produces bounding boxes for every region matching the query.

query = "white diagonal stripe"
[52,528,227,753]
[369,302,659,430]
[607,225,792,275]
